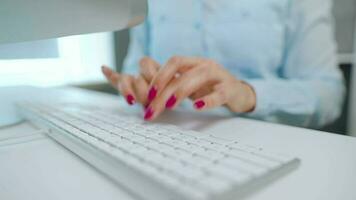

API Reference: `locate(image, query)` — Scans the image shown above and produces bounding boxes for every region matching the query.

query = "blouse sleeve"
[245,0,345,128]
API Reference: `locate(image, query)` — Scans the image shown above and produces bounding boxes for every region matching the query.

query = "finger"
[102,65,120,89]
[147,56,202,101]
[144,66,215,121]
[144,78,180,121]
[189,87,213,101]
[133,75,150,106]
[167,67,218,110]
[139,57,160,82]
[193,84,228,111]
[118,75,137,106]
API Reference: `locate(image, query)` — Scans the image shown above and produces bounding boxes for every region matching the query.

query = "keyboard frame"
[19,105,189,200]
[18,103,300,200]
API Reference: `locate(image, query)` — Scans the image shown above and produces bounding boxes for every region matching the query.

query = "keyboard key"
[20,102,300,200]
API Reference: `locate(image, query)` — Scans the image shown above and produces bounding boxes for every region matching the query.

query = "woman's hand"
[102,57,160,107]
[144,56,256,121]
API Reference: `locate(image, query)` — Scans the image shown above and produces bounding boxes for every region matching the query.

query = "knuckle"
[134,76,142,86]
[154,70,170,87]
[121,75,129,82]
[139,62,148,72]
[136,86,146,99]
[175,80,193,99]
[196,65,206,73]
[206,59,215,65]
[117,83,126,94]
[120,76,131,86]
[168,56,182,65]
[108,70,117,78]
[153,76,162,86]
[205,98,213,107]
[139,58,154,73]
[175,88,185,99]
[139,57,150,66]
[150,97,163,111]
[206,60,219,69]
[205,59,219,69]
[109,73,116,81]
[139,64,145,72]
[217,89,228,102]
[195,65,210,78]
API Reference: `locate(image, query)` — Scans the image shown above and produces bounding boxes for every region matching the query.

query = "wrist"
[241,80,256,112]
[227,80,256,113]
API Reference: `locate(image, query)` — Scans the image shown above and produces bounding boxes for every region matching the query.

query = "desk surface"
[0,87,356,200]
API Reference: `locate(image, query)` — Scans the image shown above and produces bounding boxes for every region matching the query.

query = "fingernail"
[165,95,177,109]
[144,107,154,120]
[144,104,150,110]
[194,100,206,110]
[126,94,135,105]
[148,86,157,101]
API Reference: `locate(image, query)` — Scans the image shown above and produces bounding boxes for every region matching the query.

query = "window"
[0,32,116,87]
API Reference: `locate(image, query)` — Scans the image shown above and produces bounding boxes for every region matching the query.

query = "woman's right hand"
[101,57,160,107]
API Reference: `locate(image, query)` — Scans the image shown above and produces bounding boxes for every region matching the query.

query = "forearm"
[243,78,345,128]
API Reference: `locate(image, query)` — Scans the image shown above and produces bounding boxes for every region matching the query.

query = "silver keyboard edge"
[17,103,300,200]
[18,104,190,200]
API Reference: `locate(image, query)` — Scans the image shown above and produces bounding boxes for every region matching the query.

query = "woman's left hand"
[144,56,257,121]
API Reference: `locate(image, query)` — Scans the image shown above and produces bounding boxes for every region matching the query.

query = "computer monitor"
[0,0,147,44]
[0,0,147,127]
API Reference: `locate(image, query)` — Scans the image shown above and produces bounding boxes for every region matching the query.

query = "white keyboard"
[18,102,300,200]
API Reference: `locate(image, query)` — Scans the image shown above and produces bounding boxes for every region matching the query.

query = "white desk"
[1,87,356,200]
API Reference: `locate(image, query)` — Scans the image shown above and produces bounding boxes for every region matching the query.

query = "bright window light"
[0,32,116,87]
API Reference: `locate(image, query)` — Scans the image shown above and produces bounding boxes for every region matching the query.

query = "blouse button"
[159,15,166,22]
[194,22,202,30]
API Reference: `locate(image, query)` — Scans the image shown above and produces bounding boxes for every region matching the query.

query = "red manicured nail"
[144,107,154,120]
[165,95,177,109]
[194,100,206,110]
[126,94,135,105]
[148,86,157,101]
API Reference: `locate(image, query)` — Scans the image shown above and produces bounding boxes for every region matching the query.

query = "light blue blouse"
[123,0,345,128]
